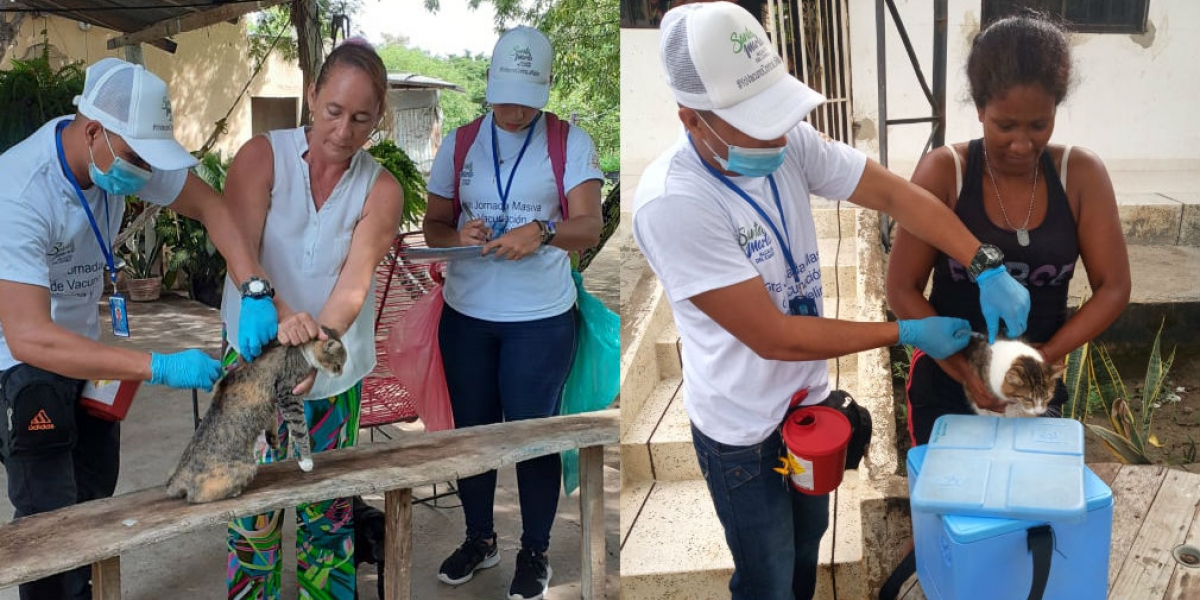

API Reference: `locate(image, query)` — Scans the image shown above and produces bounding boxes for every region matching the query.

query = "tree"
[375,44,489,132]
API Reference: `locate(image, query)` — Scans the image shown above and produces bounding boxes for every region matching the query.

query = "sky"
[355,0,503,57]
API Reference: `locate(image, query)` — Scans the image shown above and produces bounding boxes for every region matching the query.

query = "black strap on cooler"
[877,526,1052,600]
[1027,525,1054,600]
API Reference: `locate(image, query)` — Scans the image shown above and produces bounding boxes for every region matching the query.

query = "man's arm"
[168,171,268,286]
[690,276,901,362]
[0,280,151,380]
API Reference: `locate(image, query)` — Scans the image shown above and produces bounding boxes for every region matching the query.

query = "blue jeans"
[692,424,829,600]
[439,304,577,552]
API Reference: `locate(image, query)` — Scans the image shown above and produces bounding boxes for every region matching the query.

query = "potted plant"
[119,223,163,302]
[162,210,226,308]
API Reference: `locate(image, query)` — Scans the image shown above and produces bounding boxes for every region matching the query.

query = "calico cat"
[166,327,347,504]
[962,337,1064,418]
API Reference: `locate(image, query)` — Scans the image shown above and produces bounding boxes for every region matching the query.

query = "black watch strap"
[240,276,275,299]
[967,244,1004,278]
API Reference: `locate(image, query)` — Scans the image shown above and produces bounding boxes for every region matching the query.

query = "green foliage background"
[0,50,83,153]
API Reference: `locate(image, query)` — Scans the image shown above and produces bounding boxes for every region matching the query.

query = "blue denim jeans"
[439,304,577,552]
[692,424,830,600]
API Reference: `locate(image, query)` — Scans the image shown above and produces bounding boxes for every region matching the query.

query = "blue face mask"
[88,129,152,196]
[697,114,787,177]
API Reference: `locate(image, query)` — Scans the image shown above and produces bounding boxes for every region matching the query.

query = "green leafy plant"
[368,140,427,228]
[120,221,162,280]
[1068,322,1176,464]
[0,38,84,153]
[159,152,231,307]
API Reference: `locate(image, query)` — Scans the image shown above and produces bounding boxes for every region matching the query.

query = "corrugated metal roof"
[387,72,464,93]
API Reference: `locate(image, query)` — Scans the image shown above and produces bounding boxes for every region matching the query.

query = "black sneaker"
[437,534,499,586]
[507,548,552,600]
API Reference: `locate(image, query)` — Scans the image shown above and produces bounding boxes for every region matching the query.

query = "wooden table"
[898,463,1200,600]
[0,410,618,600]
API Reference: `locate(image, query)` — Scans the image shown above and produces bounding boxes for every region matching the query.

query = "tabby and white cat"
[962,337,1064,418]
[166,327,347,504]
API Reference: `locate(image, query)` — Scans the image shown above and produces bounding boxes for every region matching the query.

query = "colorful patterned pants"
[224,363,361,600]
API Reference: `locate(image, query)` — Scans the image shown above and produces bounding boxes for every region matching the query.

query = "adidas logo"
[28,409,54,431]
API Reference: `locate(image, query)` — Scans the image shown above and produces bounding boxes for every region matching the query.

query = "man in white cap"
[0,57,279,600]
[632,3,1031,599]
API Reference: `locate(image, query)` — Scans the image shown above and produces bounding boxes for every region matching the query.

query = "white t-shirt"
[0,116,187,370]
[633,122,867,446]
[426,111,604,322]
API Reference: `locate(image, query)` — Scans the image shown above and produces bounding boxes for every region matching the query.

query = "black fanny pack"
[816,389,872,470]
[0,364,84,457]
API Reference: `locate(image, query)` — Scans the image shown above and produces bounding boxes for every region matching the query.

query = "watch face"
[248,281,265,294]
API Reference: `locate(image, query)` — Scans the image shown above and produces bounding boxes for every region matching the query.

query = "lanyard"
[55,120,116,289]
[491,111,541,226]
[691,135,802,290]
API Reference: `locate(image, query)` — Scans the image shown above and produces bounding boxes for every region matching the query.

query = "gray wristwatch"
[967,244,1004,278]
[240,276,275,299]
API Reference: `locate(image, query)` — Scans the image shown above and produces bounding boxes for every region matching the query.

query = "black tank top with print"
[928,139,1079,344]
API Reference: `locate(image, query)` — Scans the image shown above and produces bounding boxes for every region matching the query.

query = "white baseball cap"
[660,1,825,140]
[486,26,552,110]
[74,58,198,171]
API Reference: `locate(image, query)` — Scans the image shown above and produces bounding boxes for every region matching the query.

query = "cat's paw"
[298,458,313,472]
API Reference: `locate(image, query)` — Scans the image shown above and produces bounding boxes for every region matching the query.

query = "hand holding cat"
[149,350,223,391]
[898,317,973,360]
[239,296,279,361]
[278,310,322,347]
[975,266,1030,343]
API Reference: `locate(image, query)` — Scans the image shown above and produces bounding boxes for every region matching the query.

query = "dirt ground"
[889,346,1200,471]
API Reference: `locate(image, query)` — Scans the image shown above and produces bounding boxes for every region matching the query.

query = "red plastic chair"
[360,231,436,431]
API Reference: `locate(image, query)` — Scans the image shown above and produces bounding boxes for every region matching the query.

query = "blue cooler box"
[908,443,1113,600]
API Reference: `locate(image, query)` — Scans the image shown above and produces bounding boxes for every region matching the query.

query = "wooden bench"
[0,410,618,600]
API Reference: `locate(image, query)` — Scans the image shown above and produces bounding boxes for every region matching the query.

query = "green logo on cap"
[731,28,764,58]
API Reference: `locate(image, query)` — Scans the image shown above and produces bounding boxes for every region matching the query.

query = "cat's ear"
[1049,361,1066,380]
[320,325,341,340]
[1004,364,1026,388]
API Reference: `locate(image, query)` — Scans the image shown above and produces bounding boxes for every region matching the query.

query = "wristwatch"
[967,244,1004,278]
[240,276,275,299]
[543,220,557,246]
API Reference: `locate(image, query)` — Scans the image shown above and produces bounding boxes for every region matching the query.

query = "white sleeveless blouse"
[221,127,382,399]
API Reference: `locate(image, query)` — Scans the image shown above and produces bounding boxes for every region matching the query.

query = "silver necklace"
[983,146,1038,247]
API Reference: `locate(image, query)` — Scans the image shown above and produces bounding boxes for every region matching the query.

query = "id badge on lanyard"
[56,120,130,337]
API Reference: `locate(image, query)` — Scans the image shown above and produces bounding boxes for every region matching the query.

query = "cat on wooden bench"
[963,337,1064,418]
[166,327,347,503]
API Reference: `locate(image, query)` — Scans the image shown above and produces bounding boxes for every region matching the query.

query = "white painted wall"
[848,0,1200,174]
[622,0,1200,182]
[620,27,679,189]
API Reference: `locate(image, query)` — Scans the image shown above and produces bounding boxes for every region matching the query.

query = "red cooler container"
[781,406,851,495]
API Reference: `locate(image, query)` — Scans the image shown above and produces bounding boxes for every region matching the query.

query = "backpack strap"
[543,111,570,219]
[451,112,570,223]
[451,115,486,223]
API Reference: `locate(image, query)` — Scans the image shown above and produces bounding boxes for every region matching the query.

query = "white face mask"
[696,113,787,177]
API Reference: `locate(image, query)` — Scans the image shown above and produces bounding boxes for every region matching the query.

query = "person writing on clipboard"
[421,25,604,600]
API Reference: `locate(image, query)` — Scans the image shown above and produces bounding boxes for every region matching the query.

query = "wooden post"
[383,488,413,600]
[579,445,606,599]
[91,556,121,600]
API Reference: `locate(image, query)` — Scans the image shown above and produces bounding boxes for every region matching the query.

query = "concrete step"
[620,475,867,600]
[655,319,681,379]
[621,377,683,484]
[1069,244,1200,350]
[813,202,861,240]
[623,370,858,483]
[819,237,858,300]
[1115,192,1199,246]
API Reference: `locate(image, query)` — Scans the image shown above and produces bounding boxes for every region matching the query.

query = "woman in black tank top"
[885,14,1131,446]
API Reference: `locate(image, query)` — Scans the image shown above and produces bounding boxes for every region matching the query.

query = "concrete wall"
[3,15,302,159]
[847,0,1200,174]
[620,28,678,184]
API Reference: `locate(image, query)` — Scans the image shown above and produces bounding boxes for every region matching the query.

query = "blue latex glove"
[238,296,279,362]
[898,317,973,360]
[149,350,223,391]
[975,265,1030,343]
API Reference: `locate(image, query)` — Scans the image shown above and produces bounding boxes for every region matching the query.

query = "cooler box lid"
[910,415,1088,522]
[907,444,1114,543]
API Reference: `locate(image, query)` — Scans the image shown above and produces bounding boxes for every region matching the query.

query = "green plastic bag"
[561,270,620,495]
